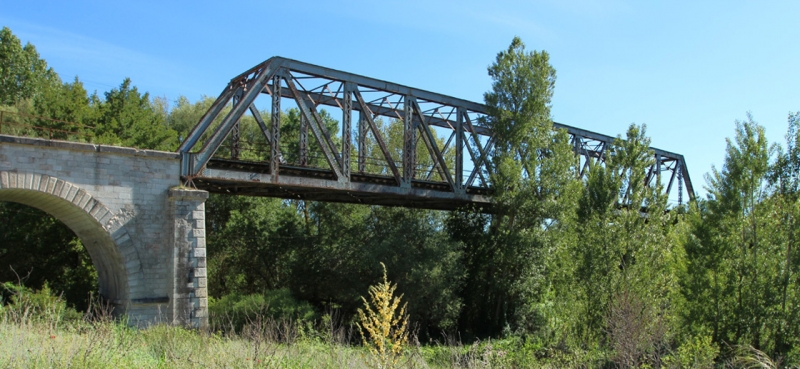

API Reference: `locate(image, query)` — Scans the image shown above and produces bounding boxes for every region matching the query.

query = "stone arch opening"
[0,171,134,314]
[0,202,98,310]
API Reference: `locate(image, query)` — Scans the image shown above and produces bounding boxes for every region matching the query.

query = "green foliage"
[772,112,800,196]
[0,26,54,105]
[206,195,301,295]
[92,78,178,150]
[468,36,581,338]
[208,289,316,333]
[32,76,95,139]
[566,124,681,348]
[683,114,799,358]
[286,202,466,339]
[0,202,98,311]
[167,95,217,142]
[485,36,555,155]
[664,334,719,369]
[360,206,465,334]
[0,283,83,324]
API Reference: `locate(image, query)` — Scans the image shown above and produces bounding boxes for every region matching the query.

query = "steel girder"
[178,57,695,211]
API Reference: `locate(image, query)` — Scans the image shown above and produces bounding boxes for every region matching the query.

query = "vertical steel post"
[572,134,580,155]
[403,95,416,185]
[230,91,241,160]
[573,135,582,178]
[678,167,684,205]
[270,74,282,177]
[455,108,464,189]
[341,82,352,180]
[357,110,367,174]
[655,154,661,186]
[299,111,308,166]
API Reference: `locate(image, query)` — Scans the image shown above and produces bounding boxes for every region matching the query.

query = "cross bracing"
[178,57,695,211]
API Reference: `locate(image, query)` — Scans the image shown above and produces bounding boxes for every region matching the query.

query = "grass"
[0,317,399,368]
[0,283,536,368]
[0,307,563,369]
[4,286,794,368]
[0,289,430,369]
[0,315,603,369]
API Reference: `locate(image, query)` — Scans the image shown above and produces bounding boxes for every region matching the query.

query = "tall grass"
[0,287,422,368]
[5,286,791,368]
[0,287,544,368]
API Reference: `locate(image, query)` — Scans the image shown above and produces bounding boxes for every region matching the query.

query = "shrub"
[0,282,82,325]
[209,288,315,333]
[664,334,718,369]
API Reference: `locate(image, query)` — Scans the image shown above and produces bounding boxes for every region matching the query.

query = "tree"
[93,78,178,150]
[205,194,302,296]
[0,27,54,105]
[768,112,800,354]
[30,76,95,139]
[0,202,97,311]
[167,95,217,142]
[570,125,680,356]
[457,36,580,337]
[684,115,793,355]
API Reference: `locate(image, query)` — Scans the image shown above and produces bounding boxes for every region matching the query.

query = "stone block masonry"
[168,188,209,329]
[0,135,209,327]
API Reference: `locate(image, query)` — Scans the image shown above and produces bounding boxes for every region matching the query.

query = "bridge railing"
[0,109,95,142]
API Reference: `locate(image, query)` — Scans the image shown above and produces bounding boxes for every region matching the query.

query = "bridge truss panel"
[177,57,695,211]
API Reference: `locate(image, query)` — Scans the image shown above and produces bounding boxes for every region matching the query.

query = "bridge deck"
[194,158,491,211]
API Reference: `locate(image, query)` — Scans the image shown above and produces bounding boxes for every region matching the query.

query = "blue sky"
[3,1,799,196]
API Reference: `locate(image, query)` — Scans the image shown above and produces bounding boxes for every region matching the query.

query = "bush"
[209,288,316,333]
[665,334,718,369]
[0,282,82,324]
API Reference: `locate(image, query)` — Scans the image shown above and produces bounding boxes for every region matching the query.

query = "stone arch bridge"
[0,136,207,327]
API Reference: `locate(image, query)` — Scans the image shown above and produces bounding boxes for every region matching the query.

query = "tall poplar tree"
[573,125,682,359]
[684,115,793,355]
[461,36,579,336]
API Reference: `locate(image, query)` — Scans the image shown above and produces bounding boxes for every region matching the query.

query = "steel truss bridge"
[178,57,695,211]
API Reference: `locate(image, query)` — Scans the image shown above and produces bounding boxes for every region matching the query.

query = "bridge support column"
[168,187,209,328]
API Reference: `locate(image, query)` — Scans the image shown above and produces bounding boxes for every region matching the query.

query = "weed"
[358,262,410,369]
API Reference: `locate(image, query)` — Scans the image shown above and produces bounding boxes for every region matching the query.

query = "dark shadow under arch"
[0,171,134,313]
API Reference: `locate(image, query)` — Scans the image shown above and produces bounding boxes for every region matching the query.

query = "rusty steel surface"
[178,57,695,210]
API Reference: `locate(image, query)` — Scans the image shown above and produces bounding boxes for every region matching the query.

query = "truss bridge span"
[178,57,695,210]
